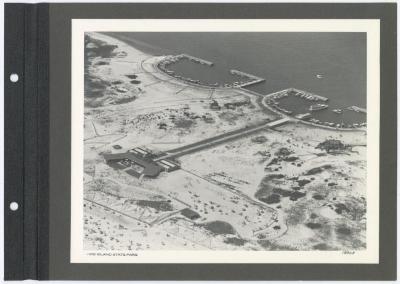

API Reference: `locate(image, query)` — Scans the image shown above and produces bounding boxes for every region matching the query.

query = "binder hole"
[9,202,18,211]
[10,73,19,83]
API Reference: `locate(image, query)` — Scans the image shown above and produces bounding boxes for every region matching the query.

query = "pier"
[157,54,217,87]
[348,106,367,113]
[154,55,365,131]
[237,79,265,88]
[261,88,366,131]
[230,69,266,88]
[157,54,267,88]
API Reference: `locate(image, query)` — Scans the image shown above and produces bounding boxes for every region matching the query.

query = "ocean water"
[105,32,366,124]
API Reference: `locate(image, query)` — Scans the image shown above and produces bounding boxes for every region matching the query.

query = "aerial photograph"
[83,31,367,252]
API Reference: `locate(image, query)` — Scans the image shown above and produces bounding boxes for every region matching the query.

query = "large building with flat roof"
[103,147,180,178]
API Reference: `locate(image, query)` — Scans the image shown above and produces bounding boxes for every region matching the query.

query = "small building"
[103,152,162,178]
[128,147,150,158]
[157,159,181,172]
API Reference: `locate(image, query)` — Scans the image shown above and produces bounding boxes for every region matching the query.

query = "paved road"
[155,117,290,160]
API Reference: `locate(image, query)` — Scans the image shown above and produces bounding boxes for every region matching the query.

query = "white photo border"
[71,19,380,264]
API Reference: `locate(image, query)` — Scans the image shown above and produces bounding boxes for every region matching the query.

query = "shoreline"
[90,32,366,133]
[150,53,366,133]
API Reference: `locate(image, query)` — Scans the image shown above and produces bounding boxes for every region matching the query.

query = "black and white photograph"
[3,2,396,280]
[71,19,380,263]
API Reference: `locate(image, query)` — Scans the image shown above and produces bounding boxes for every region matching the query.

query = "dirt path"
[180,168,288,241]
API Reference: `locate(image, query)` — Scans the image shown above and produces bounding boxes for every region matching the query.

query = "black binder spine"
[4,3,49,280]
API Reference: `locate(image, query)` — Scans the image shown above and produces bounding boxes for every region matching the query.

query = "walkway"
[155,117,291,160]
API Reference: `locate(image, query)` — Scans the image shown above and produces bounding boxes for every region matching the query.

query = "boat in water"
[332,109,343,114]
[309,103,328,111]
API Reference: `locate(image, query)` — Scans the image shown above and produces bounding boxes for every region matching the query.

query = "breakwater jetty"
[264,88,329,102]
[157,54,266,88]
[178,54,214,66]
[288,88,329,102]
[264,88,329,115]
[230,69,265,88]
[348,106,367,113]
[157,54,218,86]
[262,88,366,131]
